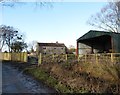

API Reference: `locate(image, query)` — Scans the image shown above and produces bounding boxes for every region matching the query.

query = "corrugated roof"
[37,42,65,47]
[77,30,120,41]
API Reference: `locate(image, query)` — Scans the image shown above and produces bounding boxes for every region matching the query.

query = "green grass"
[23,67,77,93]
[55,82,72,93]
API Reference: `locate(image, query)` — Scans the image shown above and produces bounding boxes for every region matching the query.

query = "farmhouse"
[36,42,67,55]
[76,30,120,55]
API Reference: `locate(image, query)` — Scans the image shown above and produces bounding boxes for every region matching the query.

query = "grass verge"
[23,66,87,93]
[23,67,67,93]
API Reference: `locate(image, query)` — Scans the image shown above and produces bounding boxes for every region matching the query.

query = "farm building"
[76,30,120,55]
[36,42,67,55]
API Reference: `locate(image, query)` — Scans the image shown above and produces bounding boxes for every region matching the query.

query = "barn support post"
[111,37,114,53]
[76,42,79,56]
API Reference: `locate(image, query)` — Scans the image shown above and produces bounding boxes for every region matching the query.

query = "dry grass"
[21,58,120,93]
[36,61,120,93]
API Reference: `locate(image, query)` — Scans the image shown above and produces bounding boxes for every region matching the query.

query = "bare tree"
[28,40,37,53]
[87,1,120,33]
[0,25,23,52]
[0,28,5,51]
[68,45,76,54]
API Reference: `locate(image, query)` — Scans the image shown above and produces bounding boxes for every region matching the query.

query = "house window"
[54,48,56,49]
[61,48,63,50]
[43,47,46,49]
[43,53,46,55]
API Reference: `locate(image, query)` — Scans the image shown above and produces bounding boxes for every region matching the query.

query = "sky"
[0,1,108,49]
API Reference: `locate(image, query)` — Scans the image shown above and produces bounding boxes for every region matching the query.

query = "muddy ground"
[2,61,58,94]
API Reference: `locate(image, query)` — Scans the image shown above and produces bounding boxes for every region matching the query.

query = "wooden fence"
[38,53,77,65]
[78,53,120,64]
[0,52,28,62]
[1,52,119,64]
[38,53,120,65]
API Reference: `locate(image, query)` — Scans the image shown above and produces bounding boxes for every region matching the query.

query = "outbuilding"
[76,30,120,55]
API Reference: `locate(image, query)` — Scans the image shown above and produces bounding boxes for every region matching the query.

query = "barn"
[76,30,120,55]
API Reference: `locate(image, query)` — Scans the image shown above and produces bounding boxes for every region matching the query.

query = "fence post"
[52,54,54,60]
[111,53,114,63]
[66,54,67,61]
[85,54,87,63]
[96,54,98,64]
[0,53,1,60]
[24,52,28,62]
[19,52,22,62]
[10,53,12,61]
[21,52,23,62]
[38,53,42,66]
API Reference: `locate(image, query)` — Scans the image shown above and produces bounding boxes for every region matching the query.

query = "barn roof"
[77,30,120,42]
[77,30,120,53]
[37,42,65,47]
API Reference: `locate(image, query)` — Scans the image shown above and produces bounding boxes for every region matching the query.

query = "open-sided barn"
[76,30,120,55]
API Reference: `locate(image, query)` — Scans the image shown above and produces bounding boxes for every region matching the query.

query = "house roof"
[37,42,66,47]
[77,30,120,42]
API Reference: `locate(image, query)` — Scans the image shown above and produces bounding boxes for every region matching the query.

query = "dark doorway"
[78,35,112,53]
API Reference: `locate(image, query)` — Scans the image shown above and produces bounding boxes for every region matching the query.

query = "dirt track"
[2,62,57,94]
